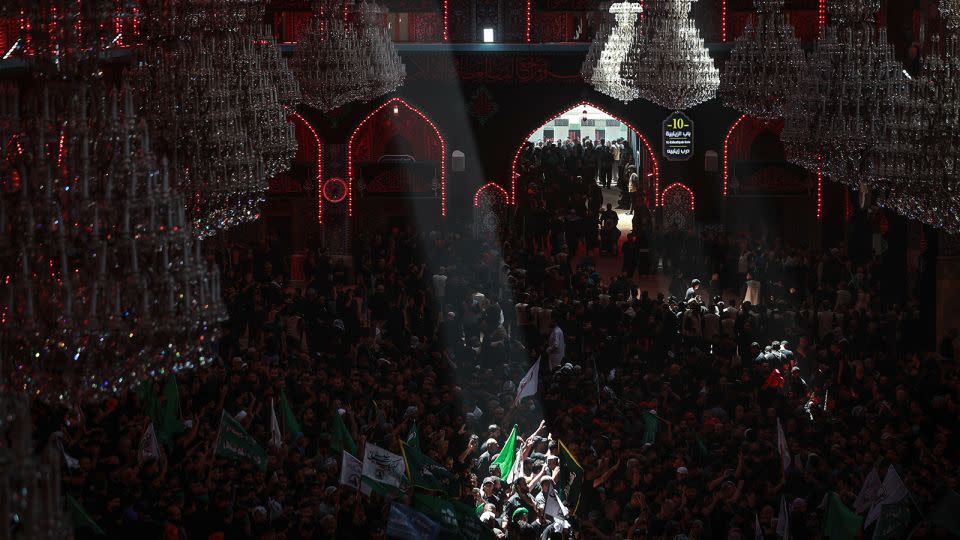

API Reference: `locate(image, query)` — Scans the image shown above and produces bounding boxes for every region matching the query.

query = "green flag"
[401,441,459,497]
[67,494,105,535]
[413,493,460,536]
[157,375,184,444]
[873,496,916,540]
[642,411,658,445]
[330,410,357,455]
[407,421,421,451]
[489,425,518,480]
[557,440,584,514]
[450,500,498,540]
[279,389,302,438]
[215,410,268,470]
[821,492,863,540]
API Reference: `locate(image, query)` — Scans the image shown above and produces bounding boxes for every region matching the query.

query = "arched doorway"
[509,101,659,207]
[661,182,695,233]
[722,115,820,243]
[473,182,510,238]
[347,97,447,229]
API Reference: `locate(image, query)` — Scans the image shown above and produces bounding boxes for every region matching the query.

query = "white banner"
[340,450,363,490]
[362,443,405,488]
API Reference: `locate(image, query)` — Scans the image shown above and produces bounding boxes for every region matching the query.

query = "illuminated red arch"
[288,111,324,223]
[510,101,660,206]
[660,182,695,210]
[473,182,510,207]
[347,97,447,218]
[723,114,821,218]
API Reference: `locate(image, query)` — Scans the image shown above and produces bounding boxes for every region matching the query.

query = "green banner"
[558,440,584,514]
[215,411,267,470]
[401,441,460,497]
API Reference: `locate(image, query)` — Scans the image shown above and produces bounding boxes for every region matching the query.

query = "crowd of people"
[43,214,960,540]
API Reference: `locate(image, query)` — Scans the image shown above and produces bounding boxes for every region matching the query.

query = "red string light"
[660,182,695,210]
[721,0,727,42]
[525,0,531,43]
[289,111,324,224]
[348,97,447,218]
[722,114,747,197]
[819,0,827,38]
[443,0,449,41]
[817,165,823,220]
[510,101,659,206]
[473,182,509,207]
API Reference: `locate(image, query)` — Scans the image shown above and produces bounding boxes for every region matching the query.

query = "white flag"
[138,423,161,465]
[506,446,524,484]
[776,418,791,471]
[544,489,569,519]
[362,443,405,488]
[754,513,764,540]
[269,398,282,448]
[56,440,80,471]
[340,450,363,490]
[776,496,790,539]
[854,467,882,514]
[514,358,540,406]
[864,465,909,526]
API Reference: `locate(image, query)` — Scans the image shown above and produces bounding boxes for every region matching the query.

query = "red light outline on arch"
[347,97,447,218]
[722,114,748,198]
[510,101,660,206]
[660,182,695,210]
[473,182,510,207]
[289,111,324,224]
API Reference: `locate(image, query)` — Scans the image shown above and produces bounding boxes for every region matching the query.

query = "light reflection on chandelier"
[718,0,806,119]
[137,0,298,238]
[621,0,719,110]
[589,1,644,103]
[781,0,907,182]
[873,25,960,233]
[291,0,405,112]
[581,3,616,84]
[0,74,225,403]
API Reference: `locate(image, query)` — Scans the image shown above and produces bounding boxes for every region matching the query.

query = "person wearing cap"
[481,476,502,512]
[508,507,539,539]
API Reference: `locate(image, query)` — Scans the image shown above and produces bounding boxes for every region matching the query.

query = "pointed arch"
[510,100,660,206]
[473,182,510,207]
[347,97,447,218]
[660,182,695,210]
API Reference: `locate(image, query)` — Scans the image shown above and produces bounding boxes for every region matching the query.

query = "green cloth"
[330,410,357,455]
[406,421,421,451]
[413,493,459,534]
[557,440,584,514]
[821,492,863,540]
[279,389,302,438]
[873,496,916,540]
[642,411,658,445]
[67,494,105,535]
[512,507,530,520]
[490,424,518,480]
[401,441,459,497]
[214,410,267,470]
[157,375,184,444]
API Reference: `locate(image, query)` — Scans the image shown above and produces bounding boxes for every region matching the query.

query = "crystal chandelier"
[581,4,617,83]
[0,395,71,539]
[621,0,719,110]
[718,0,807,119]
[291,0,405,112]
[137,0,299,238]
[872,14,960,233]
[781,0,907,179]
[589,2,645,103]
[0,77,225,403]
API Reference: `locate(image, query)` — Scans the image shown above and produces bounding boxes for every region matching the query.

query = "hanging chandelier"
[136,0,298,238]
[781,0,907,180]
[718,0,807,119]
[621,0,719,110]
[0,71,225,403]
[588,1,644,103]
[292,0,405,112]
[873,18,960,233]
[581,3,617,86]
